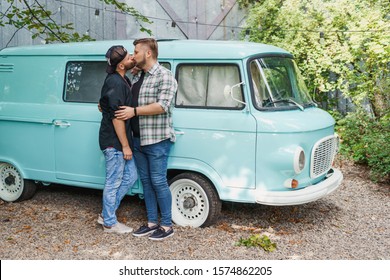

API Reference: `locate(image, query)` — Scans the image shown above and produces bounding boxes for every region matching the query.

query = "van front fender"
[168,156,226,199]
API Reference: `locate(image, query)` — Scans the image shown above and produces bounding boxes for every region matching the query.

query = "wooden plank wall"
[0,0,247,49]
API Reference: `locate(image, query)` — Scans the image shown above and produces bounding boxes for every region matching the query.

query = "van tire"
[169,172,222,228]
[0,163,37,202]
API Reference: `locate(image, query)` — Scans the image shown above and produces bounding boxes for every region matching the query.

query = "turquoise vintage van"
[0,40,342,227]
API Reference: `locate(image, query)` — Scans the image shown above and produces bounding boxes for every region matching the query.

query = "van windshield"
[250,57,315,110]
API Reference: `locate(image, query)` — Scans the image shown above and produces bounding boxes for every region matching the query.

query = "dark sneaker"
[148,227,174,241]
[132,224,159,237]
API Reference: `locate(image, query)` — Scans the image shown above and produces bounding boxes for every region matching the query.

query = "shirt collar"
[145,62,159,76]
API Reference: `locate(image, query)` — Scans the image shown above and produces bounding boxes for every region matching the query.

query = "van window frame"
[159,61,171,70]
[63,60,107,104]
[174,62,245,110]
[247,53,313,112]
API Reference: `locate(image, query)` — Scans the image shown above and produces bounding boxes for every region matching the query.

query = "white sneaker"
[97,214,103,225]
[103,222,133,234]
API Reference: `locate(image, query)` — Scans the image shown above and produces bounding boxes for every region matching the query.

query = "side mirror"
[223,82,246,105]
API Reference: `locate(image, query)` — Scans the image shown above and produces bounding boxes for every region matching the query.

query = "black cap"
[105,45,128,74]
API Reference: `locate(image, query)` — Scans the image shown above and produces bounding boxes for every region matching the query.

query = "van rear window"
[64,62,107,103]
[64,61,172,103]
[176,64,244,109]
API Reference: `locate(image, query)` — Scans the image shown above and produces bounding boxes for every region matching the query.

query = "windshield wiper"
[264,99,304,111]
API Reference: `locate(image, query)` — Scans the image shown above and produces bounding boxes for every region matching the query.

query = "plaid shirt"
[132,63,177,146]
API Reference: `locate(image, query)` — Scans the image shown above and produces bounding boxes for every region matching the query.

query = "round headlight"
[294,147,305,174]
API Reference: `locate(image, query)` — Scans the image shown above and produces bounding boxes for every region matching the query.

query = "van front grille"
[310,135,339,178]
[0,64,14,72]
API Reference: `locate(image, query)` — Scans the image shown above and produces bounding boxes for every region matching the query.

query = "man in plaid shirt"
[115,38,177,241]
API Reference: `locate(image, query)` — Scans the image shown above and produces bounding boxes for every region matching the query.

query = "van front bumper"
[255,168,343,206]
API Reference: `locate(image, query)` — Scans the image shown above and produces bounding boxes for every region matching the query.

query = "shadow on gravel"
[10,184,144,224]
[218,199,342,232]
[29,183,342,232]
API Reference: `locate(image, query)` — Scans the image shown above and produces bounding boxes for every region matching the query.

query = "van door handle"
[175,130,184,135]
[53,120,71,127]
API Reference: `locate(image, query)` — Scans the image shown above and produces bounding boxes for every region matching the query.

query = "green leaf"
[235,234,277,252]
[2,0,152,43]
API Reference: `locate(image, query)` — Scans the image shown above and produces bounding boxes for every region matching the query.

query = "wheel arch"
[167,157,223,199]
[0,158,28,179]
[0,160,37,202]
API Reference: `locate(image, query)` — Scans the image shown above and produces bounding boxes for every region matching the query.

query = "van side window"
[64,61,171,103]
[176,64,244,109]
[64,62,107,103]
[159,62,171,70]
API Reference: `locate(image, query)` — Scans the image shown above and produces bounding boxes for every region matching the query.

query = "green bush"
[336,110,390,182]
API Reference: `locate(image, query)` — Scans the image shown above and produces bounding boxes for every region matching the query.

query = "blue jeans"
[133,138,173,227]
[102,147,138,227]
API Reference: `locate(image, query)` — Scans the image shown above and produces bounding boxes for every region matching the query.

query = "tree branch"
[22,0,64,42]
[0,0,15,21]
[5,25,25,48]
[35,0,62,31]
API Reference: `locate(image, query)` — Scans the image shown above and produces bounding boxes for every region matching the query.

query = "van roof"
[0,39,291,59]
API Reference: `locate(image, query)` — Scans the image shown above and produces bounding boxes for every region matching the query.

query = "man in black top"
[98,45,138,234]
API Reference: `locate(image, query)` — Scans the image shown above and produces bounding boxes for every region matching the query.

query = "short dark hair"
[105,45,127,74]
[133,38,158,59]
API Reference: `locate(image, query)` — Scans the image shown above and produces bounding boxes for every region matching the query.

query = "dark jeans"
[133,138,173,227]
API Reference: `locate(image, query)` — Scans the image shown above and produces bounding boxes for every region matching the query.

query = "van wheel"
[169,172,221,228]
[0,163,37,202]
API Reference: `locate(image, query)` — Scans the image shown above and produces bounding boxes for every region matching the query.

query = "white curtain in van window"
[177,66,207,106]
[177,65,242,108]
[207,65,242,107]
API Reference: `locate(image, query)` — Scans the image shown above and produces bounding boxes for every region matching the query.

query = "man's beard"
[125,62,136,70]
[135,54,147,69]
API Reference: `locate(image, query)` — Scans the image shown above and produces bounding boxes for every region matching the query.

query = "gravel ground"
[0,160,389,260]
